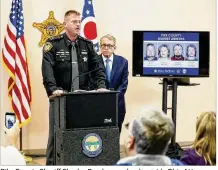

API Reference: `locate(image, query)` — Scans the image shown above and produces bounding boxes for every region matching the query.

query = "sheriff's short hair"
[64,10,81,17]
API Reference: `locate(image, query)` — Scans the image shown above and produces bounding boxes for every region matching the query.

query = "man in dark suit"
[99,34,129,133]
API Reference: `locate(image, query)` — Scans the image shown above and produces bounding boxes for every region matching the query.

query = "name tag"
[56,50,70,61]
[81,51,87,55]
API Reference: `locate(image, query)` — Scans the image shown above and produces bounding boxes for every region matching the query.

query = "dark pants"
[46,102,55,165]
[118,113,125,133]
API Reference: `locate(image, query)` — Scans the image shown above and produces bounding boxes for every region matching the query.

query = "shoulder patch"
[43,42,53,52]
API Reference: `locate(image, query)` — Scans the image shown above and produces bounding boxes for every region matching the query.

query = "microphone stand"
[71,67,101,92]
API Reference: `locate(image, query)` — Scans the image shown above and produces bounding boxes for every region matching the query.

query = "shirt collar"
[102,54,114,62]
[63,33,78,47]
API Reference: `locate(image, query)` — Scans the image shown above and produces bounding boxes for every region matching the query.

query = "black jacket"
[41,33,106,96]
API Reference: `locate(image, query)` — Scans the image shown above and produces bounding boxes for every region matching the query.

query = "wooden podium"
[50,91,120,165]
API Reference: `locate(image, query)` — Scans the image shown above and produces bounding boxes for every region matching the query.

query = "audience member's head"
[1,146,26,165]
[193,111,216,165]
[1,120,26,165]
[123,108,174,156]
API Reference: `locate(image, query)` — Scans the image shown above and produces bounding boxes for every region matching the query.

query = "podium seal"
[82,133,102,157]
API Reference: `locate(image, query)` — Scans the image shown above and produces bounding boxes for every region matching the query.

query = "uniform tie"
[71,42,79,91]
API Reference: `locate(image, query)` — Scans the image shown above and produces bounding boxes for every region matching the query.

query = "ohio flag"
[80,0,99,52]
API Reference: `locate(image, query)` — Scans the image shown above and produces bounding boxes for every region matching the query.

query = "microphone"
[71,67,101,92]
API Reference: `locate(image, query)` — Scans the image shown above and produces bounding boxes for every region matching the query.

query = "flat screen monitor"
[132,31,210,77]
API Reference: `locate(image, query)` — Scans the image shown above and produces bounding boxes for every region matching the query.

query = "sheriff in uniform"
[42,33,106,95]
[41,9,106,165]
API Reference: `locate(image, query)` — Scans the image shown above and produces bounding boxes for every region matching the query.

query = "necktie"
[105,58,111,82]
[71,43,79,91]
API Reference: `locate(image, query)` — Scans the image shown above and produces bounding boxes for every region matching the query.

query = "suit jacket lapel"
[110,55,118,82]
[99,54,117,82]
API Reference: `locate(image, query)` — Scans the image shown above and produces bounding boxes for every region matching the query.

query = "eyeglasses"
[71,20,81,24]
[100,44,115,49]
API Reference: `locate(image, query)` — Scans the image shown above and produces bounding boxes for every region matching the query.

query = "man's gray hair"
[100,34,116,46]
[130,108,174,155]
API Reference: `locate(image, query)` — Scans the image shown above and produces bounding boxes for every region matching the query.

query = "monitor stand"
[161,78,200,159]
[166,78,190,85]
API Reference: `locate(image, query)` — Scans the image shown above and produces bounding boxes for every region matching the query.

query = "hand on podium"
[49,90,66,99]
[73,89,87,92]
[74,89,110,92]
[53,90,64,96]
[97,88,110,92]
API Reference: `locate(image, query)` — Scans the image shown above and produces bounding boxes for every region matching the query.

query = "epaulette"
[78,35,91,43]
[48,34,64,41]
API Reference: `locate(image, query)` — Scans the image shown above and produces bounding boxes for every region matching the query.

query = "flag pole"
[19,126,33,164]
[20,127,22,151]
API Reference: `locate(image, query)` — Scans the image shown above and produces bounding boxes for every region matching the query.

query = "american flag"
[2,0,32,127]
[80,0,99,52]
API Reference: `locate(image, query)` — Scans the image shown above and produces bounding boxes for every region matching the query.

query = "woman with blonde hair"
[180,111,216,165]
